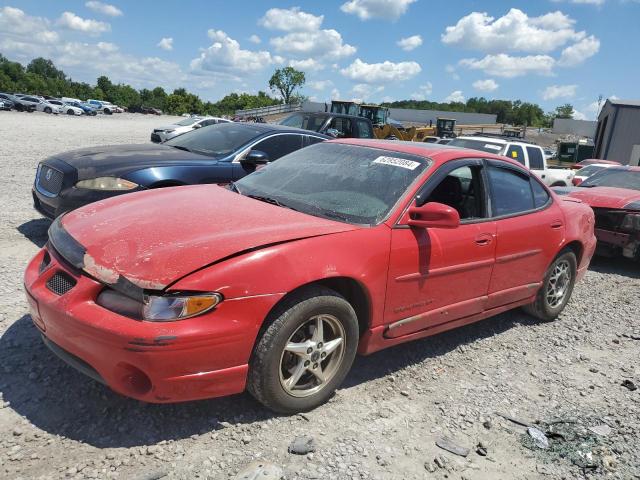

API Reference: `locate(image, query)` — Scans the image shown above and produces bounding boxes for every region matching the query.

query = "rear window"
[581,169,640,191]
[526,147,545,170]
[447,138,505,154]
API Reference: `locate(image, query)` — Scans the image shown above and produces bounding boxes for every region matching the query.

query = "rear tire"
[44,107,52,114]
[523,250,577,322]
[67,109,75,115]
[248,286,359,413]
[104,109,112,115]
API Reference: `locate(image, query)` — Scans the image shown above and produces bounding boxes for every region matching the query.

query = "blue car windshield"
[164,123,265,157]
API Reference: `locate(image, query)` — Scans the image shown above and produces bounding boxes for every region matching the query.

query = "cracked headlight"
[76,177,138,190]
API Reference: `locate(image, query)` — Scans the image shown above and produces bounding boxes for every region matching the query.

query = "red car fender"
[169,226,391,335]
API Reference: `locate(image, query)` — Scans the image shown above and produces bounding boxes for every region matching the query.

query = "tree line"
[0,54,281,116]
[1,53,576,124]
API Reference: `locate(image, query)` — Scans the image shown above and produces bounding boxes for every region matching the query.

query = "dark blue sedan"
[33,123,329,219]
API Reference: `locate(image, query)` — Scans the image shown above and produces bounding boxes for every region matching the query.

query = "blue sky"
[1,0,638,118]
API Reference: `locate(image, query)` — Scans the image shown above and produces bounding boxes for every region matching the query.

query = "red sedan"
[24,139,596,413]
[554,165,640,259]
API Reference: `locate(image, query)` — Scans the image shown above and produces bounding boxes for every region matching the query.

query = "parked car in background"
[151,116,232,143]
[136,106,162,115]
[554,166,640,260]
[279,112,375,139]
[0,99,13,110]
[87,99,114,114]
[19,96,62,114]
[47,100,84,116]
[0,93,35,112]
[24,139,595,412]
[572,163,615,186]
[543,148,557,161]
[447,136,574,186]
[66,101,97,115]
[570,158,622,170]
[32,123,329,218]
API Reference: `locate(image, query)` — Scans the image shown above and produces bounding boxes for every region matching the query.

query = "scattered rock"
[621,380,637,391]
[588,424,612,436]
[288,436,316,455]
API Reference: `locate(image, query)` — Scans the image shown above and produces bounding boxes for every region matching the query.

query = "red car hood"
[564,187,640,209]
[59,185,356,289]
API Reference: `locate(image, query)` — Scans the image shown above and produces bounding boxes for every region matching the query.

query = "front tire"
[44,107,52,114]
[248,286,359,413]
[523,250,577,321]
[67,109,75,115]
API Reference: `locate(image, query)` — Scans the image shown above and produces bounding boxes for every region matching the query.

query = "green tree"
[268,67,305,104]
[554,104,575,119]
[26,57,66,81]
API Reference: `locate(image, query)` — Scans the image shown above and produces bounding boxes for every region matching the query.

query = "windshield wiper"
[228,182,240,193]
[169,145,192,153]
[247,194,301,212]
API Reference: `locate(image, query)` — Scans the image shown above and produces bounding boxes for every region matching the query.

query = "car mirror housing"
[407,202,460,229]
[242,150,270,166]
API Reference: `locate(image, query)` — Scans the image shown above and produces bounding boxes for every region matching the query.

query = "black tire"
[44,107,52,114]
[67,109,75,115]
[104,109,112,115]
[523,249,577,322]
[248,286,359,413]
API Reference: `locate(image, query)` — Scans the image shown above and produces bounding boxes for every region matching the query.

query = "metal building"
[593,99,640,165]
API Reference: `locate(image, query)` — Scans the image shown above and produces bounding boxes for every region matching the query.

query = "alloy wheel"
[545,260,571,308]
[279,314,345,398]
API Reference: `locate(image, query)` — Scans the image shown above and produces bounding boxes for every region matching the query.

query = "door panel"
[385,222,497,338]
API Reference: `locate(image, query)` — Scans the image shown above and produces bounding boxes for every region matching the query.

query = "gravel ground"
[0,111,639,480]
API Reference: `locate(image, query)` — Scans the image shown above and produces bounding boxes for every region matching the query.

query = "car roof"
[604,165,640,173]
[231,122,332,136]
[287,111,368,120]
[331,138,524,169]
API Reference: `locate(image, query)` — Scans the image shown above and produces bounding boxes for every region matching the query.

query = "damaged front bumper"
[23,220,285,403]
[593,208,640,260]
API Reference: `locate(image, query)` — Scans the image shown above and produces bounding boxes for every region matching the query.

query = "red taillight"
[572,177,583,186]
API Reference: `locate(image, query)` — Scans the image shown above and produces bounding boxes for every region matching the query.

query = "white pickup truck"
[447,136,574,187]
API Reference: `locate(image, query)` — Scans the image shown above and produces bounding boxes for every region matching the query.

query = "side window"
[487,166,534,216]
[531,177,550,208]
[505,144,525,165]
[200,119,217,127]
[527,146,544,170]
[328,117,353,138]
[356,120,373,138]
[253,135,302,161]
[425,165,487,220]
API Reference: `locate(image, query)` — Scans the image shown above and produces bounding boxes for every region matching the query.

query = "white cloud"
[559,35,600,66]
[573,110,587,120]
[472,78,499,92]
[157,37,173,51]
[191,29,277,75]
[444,90,465,103]
[397,34,422,51]
[351,83,384,101]
[542,84,578,100]
[331,88,341,100]
[341,58,421,84]
[308,80,333,91]
[442,8,585,53]
[259,7,323,32]
[85,1,122,17]
[0,6,59,50]
[410,82,433,100]
[271,29,356,60]
[249,34,261,44]
[341,0,417,20]
[288,58,325,72]
[460,54,556,78]
[57,11,110,35]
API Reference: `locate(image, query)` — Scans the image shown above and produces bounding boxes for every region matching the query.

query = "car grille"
[46,271,77,296]
[37,164,64,196]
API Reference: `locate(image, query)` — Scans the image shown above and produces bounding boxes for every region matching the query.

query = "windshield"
[164,123,264,157]
[576,165,607,177]
[279,113,327,132]
[235,143,430,225]
[448,138,505,154]
[581,168,640,191]
[175,117,200,126]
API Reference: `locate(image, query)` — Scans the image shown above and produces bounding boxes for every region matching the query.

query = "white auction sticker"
[373,156,421,170]
[484,144,502,151]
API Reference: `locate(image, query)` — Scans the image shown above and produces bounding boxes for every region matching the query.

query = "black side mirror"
[241,149,269,166]
[192,123,203,129]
